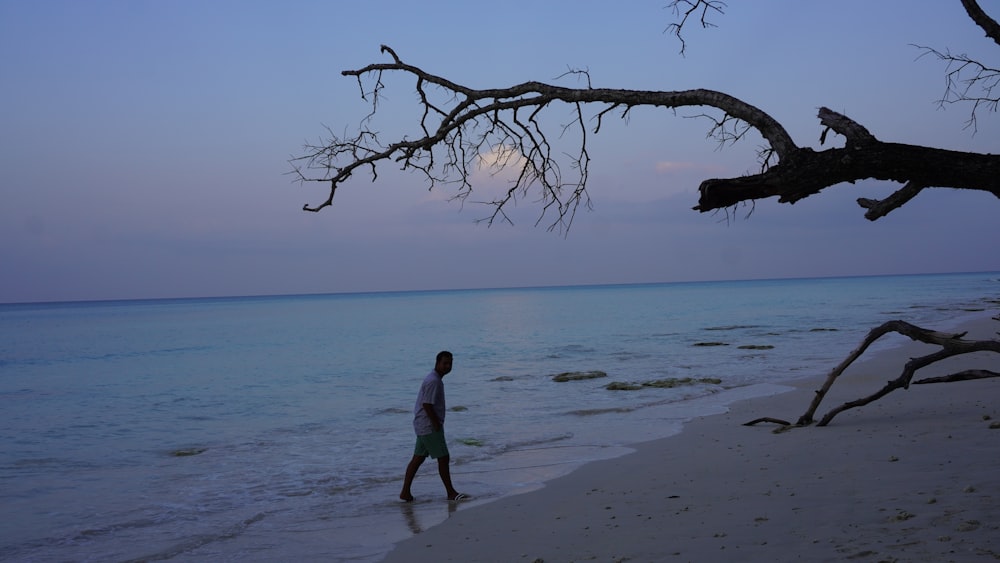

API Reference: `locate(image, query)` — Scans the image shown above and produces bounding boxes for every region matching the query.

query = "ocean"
[1,272,997,562]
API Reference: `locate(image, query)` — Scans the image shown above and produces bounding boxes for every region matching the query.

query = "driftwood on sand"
[744,320,1000,428]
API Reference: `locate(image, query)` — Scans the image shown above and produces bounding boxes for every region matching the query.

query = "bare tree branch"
[292,47,1000,227]
[291,45,799,230]
[913,369,1000,384]
[908,1,1000,132]
[664,0,727,55]
[915,44,1000,132]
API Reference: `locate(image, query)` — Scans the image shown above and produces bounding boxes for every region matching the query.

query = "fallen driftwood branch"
[743,417,791,427]
[744,319,999,428]
[913,368,1000,384]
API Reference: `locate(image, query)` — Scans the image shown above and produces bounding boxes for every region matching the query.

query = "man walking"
[400,350,466,502]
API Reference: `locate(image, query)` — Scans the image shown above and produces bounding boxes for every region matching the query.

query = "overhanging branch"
[292,48,1000,226]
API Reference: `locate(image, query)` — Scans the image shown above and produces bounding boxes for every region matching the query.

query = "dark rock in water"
[491,375,515,382]
[449,405,468,412]
[606,377,722,391]
[692,341,728,347]
[738,344,775,350]
[809,328,839,332]
[643,377,722,388]
[171,447,207,457]
[605,381,643,391]
[552,370,608,382]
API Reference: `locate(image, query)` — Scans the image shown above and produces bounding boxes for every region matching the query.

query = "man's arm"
[422,403,442,431]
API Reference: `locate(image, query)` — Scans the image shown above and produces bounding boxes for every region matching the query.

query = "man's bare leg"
[436,456,462,500]
[400,455,425,501]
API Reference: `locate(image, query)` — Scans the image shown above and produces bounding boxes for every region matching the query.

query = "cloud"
[476,144,526,170]
[654,161,698,173]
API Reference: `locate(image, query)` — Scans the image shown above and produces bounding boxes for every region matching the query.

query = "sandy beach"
[382,313,1000,562]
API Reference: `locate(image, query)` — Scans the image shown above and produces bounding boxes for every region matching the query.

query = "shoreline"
[382,312,1000,562]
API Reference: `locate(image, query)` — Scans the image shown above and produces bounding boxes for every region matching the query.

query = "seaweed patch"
[552,370,608,382]
[170,447,207,457]
[605,377,722,391]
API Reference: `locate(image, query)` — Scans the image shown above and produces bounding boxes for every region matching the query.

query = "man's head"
[435,350,453,377]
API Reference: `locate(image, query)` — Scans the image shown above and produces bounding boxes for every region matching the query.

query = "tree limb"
[911,1,1000,132]
[292,46,799,229]
[856,181,926,221]
[665,0,727,55]
[913,369,1000,384]
[962,0,1000,46]
[695,131,1000,214]
[292,48,1000,227]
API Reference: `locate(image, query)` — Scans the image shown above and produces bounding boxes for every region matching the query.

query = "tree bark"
[694,141,1000,216]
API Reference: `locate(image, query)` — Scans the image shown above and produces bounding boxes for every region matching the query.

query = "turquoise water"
[1,272,997,561]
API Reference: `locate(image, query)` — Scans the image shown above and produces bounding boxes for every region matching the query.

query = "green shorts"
[414,430,450,459]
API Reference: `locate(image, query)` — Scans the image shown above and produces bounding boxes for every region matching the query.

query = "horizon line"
[3,269,997,308]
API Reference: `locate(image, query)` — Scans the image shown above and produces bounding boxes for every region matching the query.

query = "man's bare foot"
[400,493,414,502]
[447,492,469,502]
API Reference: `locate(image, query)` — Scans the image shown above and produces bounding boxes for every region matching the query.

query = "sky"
[1,0,998,303]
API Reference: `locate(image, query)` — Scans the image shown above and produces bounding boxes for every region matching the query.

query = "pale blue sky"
[1,1,998,303]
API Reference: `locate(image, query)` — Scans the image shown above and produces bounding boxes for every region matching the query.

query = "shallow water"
[1,272,997,561]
